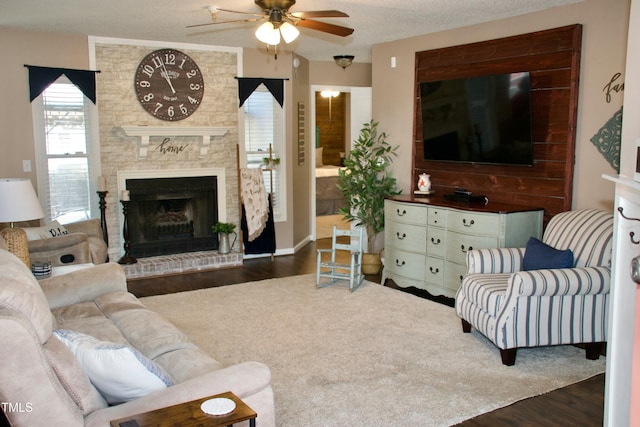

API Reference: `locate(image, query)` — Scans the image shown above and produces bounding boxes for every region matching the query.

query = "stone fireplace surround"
[93,43,242,278]
[102,123,242,278]
[115,167,243,278]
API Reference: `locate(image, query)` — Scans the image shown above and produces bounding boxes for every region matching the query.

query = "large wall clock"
[134,48,204,121]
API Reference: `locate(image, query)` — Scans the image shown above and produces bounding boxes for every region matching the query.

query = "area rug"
[140,274,606,426]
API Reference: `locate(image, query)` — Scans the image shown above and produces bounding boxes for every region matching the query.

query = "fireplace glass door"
[126,176,218,257]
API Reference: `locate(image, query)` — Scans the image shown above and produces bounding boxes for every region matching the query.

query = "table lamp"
[0,178,45,268]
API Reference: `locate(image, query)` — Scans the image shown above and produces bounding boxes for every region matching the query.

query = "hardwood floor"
[128,237,329,297]
[127,239,605,427]
[127,236,379,297]
[455,374,604,427]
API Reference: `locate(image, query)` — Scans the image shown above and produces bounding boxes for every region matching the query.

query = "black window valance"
[25,65,100,104]
[236,77,287,108]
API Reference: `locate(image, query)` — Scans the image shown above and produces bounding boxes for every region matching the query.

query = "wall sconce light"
[333,55,354,70]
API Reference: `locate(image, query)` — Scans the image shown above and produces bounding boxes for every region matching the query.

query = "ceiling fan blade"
[295,19,354,37]
[291,10,349,19]
[186,18,261,29]
[216,8,264,17]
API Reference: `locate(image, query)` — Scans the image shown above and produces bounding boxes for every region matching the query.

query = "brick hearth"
[121,250,243,279]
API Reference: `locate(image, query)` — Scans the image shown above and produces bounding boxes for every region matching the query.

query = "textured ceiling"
[1,0,583,62]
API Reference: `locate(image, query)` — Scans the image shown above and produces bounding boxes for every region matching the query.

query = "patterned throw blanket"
[240,168,269,242]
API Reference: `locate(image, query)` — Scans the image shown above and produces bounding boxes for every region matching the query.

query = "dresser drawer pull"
[396,209,407,217]
[430,237,441,245]
[396,232,406,240]
[395,259,406,267]
[462,218,475,227]
[460,244,473,253]
[429,266,440,274]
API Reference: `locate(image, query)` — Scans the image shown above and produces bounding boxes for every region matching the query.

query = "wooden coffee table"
[110,391,257,427]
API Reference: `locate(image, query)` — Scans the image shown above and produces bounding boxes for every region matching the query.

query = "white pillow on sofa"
[24,221,69,241]
[54,329,174,404]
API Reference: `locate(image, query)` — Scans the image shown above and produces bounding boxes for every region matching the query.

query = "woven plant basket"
[362,253,382,275]
[1,227,31,268]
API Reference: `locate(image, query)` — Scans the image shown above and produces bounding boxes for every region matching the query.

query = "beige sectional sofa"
[0,246,275,426]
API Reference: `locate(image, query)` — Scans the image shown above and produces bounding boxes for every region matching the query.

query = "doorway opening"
[310,86,371,240]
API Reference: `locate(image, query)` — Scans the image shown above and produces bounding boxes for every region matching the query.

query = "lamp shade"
[0,178,45,223]
[256,22,281,45]
[280,22,300,44]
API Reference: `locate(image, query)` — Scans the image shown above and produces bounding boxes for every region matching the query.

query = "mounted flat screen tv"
[420,72,534,166]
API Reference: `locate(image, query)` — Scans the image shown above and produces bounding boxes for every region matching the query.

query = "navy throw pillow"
[522,237,574,271]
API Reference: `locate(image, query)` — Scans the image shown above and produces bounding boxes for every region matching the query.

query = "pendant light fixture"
[334,55,355,70]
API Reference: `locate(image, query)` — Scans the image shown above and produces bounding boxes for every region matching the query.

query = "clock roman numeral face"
[134,49,205,121]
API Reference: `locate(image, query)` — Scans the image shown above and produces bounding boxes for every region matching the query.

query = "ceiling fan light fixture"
[256,21,281,45]
[334,55,354,70]
[280,22,300,44]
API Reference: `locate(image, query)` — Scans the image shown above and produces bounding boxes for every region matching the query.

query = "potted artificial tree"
[338,120,401,274]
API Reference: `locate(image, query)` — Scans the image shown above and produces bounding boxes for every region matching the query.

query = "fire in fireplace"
[126,176,218,257]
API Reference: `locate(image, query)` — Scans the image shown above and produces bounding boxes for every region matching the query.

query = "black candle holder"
[97,191,109,262]
[97,191,109,245]
[118,200,137,265]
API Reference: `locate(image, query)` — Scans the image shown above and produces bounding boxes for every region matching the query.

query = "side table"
[109,391,257,427]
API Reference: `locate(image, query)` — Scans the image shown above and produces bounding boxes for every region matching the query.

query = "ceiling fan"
[188,1,354,56]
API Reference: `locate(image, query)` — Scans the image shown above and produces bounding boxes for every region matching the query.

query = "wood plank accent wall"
[413,25,582,221]
[316,92,346,166]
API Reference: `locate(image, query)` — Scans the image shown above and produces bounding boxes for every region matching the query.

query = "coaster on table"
[201,397,236,416]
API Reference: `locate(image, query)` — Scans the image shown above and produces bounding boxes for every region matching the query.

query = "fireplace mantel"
[119,126,229,159]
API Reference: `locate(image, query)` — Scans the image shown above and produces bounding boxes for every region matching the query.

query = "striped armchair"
[455,209,613,365]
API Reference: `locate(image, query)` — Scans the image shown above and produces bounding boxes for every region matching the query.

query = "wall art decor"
[298,102,305,165]
[590,107,623,173]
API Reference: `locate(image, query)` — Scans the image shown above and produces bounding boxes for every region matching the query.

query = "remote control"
[454,187,472,196]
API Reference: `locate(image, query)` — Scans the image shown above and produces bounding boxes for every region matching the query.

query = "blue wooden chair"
[317,226,364,292]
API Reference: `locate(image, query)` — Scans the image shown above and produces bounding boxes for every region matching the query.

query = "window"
[242,87,286,221]
[32,76,99,224]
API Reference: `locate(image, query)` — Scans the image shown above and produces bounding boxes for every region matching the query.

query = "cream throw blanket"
[240,168,269,241]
